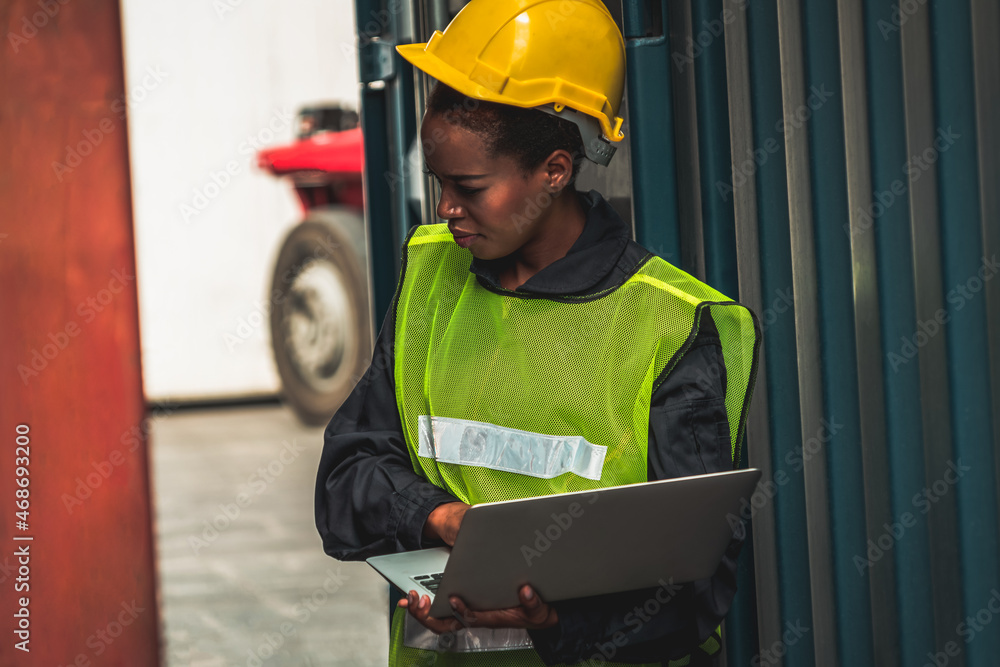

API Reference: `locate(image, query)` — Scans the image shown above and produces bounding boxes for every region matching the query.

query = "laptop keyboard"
[412,572,444,593]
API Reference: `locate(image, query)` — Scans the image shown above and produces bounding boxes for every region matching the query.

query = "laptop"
[367,467,761,618]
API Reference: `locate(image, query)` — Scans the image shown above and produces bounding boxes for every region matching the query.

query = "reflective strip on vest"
[418,415,608,480]
[403,612,533,652]
[390,606,659,666]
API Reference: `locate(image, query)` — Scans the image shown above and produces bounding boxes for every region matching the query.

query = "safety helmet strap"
[536,104,618,167]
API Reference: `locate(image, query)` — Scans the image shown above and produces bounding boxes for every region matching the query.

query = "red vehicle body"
[256,110,372,425]
[257,125,366,211]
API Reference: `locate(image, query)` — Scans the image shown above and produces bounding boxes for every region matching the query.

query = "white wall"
[121,0,359,400]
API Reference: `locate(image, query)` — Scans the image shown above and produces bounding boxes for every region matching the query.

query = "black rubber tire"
[269,207,371,426]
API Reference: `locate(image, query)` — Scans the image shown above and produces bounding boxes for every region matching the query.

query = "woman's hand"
[423,501,471,546]
[398,584,558,634]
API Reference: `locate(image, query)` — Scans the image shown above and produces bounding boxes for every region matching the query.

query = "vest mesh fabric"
[389,223,759,666]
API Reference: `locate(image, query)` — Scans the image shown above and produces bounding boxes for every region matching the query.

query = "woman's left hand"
[398,584,558,634]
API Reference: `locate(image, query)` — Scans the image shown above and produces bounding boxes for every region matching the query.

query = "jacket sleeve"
[314,307,459,561]
[528,316,744,665]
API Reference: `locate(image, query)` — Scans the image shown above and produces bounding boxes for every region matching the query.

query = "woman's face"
[419,111,558,261]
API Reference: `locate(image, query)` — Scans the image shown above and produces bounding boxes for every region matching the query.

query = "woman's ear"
[543,149,575,192]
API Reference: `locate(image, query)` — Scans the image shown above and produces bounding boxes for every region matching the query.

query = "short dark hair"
[426,82,585,185]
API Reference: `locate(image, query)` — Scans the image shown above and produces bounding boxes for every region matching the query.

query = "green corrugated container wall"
[354,1,1000,665]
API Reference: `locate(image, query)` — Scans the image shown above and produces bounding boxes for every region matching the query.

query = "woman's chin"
[467,244,499,260]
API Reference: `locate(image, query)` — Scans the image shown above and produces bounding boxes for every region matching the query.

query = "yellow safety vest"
[389,223,759,666]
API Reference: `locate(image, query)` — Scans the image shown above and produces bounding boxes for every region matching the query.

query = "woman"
[315,1,760,665]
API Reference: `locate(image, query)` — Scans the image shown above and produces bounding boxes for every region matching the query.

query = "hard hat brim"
[396,42,505,108]
[396,42,624,144]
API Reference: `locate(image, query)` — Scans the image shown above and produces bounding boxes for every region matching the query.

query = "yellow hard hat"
[396,0,626,165]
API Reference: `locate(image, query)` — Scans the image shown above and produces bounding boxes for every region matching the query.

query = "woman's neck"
[497,190,587,291]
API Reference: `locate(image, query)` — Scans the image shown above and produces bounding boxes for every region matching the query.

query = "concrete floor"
[150,404,389,666]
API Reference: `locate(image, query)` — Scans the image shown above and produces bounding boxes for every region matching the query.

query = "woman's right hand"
[423,501,471,546]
